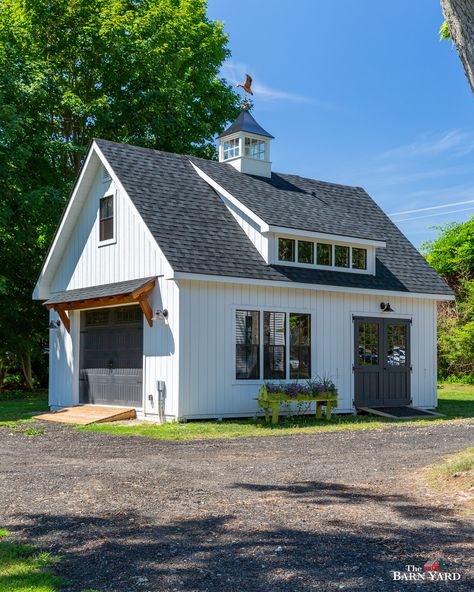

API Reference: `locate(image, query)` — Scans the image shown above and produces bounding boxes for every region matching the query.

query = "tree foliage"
[0,0,239,389]
[422,218,474,379]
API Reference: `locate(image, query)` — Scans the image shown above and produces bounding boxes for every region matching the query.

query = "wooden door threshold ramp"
[357,406,444,419]
[34,405,136,425]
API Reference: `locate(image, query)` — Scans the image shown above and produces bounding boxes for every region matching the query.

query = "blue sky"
[207,0,474,248]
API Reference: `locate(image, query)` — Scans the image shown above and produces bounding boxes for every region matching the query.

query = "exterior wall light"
[152,309,168,321]
[380,302,394,313]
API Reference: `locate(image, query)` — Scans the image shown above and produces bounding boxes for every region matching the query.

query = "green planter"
[258,385,338,425]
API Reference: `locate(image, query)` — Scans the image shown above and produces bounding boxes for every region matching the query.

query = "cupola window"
[244,137,265,160]
[223,138,239,160]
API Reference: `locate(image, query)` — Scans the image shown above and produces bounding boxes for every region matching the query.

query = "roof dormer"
[218,109,273,178]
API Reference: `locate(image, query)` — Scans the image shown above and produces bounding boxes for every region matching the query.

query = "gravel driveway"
[1,421,473,591]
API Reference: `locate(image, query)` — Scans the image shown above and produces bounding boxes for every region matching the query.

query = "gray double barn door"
[79,306,143,407]
[354,317,410,408]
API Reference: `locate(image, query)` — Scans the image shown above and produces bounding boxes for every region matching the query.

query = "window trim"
[233,305,313,384]
[98,192,117,246]
[275,235,372,274]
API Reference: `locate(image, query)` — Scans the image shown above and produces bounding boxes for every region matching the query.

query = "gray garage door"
[354,317,411,408]
[79,305,143,407]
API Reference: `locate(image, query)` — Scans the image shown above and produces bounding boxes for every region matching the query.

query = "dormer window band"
[278,237,368,271]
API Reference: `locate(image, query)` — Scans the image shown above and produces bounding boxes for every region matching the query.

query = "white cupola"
[217,109,273,178]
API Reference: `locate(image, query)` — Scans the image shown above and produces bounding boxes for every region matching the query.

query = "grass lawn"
[78,383,474,441]
[425,446,474,513]
[1,384,472,441]
[0,391,49,426]
[0,529,63,592]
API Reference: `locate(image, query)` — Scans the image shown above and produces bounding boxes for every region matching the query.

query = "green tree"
[0,0,239,389]
[422,218,474,379]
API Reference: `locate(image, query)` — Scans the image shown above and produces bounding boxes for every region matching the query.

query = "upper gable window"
[99,195,114,242]
[244,137,265,160]
[223,138,239,160]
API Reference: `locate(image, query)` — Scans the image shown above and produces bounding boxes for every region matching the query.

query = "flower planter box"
[258,385,338,425]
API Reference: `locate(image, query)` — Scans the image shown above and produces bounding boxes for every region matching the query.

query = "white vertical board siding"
[178,280,438,418]
[51,165,163,292]
[47,164,181,414]
[48,309,79,409]
[143,277,180,419]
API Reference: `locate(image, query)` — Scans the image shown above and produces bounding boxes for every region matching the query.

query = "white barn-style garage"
[33,108,454,421]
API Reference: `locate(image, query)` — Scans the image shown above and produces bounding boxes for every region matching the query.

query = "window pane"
[290,313,311,379]
[100,218,113,241]
[236,310,260,379]
[115,306,142,324]
[352,248,367,270]
[316,243,332,266]
[100,196,113,220]
[244,137,265,160]
[298,241,314,264]
[85,309,109,326]
[387,324,407,366]
[100,196,114,241]
[335,245,349,268]
[357,323,379,366]
[223,138,239,160]
[264,311,286,379]
[278,238,295,262]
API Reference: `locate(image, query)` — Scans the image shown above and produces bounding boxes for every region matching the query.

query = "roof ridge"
[94,138,367,191]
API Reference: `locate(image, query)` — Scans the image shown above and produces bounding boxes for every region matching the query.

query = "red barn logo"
[424,558,446,572]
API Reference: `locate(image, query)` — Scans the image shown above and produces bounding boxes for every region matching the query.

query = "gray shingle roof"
[45,277,156,305]
[94,139,452,296]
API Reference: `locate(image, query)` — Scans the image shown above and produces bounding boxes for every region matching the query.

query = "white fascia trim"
[267,226,386,248]
[190,161,270,232]
[172,271,455,301]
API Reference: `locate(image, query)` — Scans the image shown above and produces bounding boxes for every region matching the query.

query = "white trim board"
[267,226,386,248]
[173,272,454,301]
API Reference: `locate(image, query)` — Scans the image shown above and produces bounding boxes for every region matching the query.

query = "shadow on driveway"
[7,480,472,592]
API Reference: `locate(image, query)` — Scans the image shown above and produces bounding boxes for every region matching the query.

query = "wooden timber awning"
[43,277,156,333]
